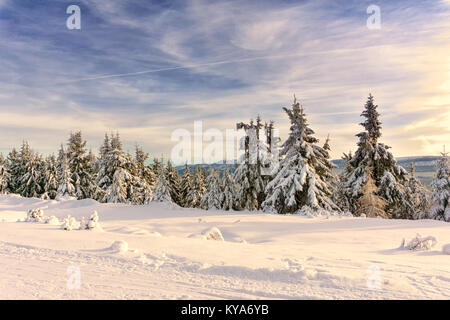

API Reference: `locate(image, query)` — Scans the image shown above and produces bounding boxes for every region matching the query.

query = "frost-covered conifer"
[151,163,173,203]
[343,94,407,216]
[56,144,76,199]
[200,168,222,210]
[428,151,450,221]
[186,166,206,208]
[96,134,147,204]
[166,160,182,205]
[0,154,8,194]
[179,164,193,207]
[67,132,95,199]
[396,163,430,219]
[41,155,58,200]
[221,165,236,210]
[355,168,387,218]
[262,97,339,214]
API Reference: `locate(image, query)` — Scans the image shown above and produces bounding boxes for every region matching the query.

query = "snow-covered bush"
[442,244,450,255]
[87,211,99,230]
[400,234,437,251]
[26,208,45,222]
[62,215,78,231]
[201,227,224,241]
[45,216,60,225]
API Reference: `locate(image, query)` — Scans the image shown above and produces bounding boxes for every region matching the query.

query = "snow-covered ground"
[0,194,449,299]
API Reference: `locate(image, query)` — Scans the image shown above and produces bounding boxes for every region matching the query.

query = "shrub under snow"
[45,216,60,225]
[62,215,79,231]
[201,227,224,241]
[26,208,45,222]
[400,234,437,251]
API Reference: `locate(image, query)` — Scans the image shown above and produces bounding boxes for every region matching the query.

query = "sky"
[0,0,449,164]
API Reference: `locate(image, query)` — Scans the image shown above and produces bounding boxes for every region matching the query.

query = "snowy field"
[0,194,449,300]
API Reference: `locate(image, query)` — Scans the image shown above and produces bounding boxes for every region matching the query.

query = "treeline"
[0,94,448,221]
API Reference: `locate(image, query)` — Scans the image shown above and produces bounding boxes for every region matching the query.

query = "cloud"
[0,0,449,162]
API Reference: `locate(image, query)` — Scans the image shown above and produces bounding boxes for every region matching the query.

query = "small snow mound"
[401,234,437,251]
[442,244,450,255]
[201,227,224,241]
[61,215,79,231]
[45,216,60,225]
[110,240,129,253]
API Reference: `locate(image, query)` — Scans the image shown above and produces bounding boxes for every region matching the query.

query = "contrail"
[59,47,371,84]
[59,51,326,84]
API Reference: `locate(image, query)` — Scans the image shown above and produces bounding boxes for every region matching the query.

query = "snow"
[0,194,449,299]
[443,244,450,255]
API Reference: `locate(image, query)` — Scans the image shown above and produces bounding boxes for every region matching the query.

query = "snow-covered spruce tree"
[40,154,58,200]
[355,168,387,218]
[179,164,194,207]
[396,163,430,219]
[335,151,353,212]
[96,133,149,204]
[200,167,222,210]
[6,148,20,193]
[135,145,156,193]
[186,166,206,208]
[343,94,407,216]
[234,116,268,211]
[56,144,76,199]
[428,151,450,221]
[166,160,182,206]
[17,144,44,198]
[67,131,95,199]
[0,154,8,194]
[151,163,173,203]
[221,165,236,210]
[262,98,340,215]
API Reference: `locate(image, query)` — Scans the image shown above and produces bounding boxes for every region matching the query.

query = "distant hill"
[176,156,440,185]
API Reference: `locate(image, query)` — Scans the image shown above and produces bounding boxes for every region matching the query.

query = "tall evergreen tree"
[6,148,20,193]
[262,97,339,214]
[221,165,236,210]
[67,131,95,199]
[166,160,182,206]
[151,162,173,203]
[179,164,194,207]
[200,167,222,210]
[41,154,58,200]
[428,150,450,221]
[96,133,148,204]
[56,144,76,199]
[186,166,206,208]
[396,163,430,219]
[0,154,8,194]
[16,143,44,198]
[343,94,407,216]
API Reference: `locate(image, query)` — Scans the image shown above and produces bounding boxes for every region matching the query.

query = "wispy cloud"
[0,0,449,161]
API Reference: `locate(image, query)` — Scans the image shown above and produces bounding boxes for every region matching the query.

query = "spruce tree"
[355,167,387,218]
[166,160,182,206]
[6,148,20,193]
[179,164,194,207]
[17,143,44,198]
[186,166,206,208]
[151,162,173,203]
[343,94,407,216]
[397,163,430,219]
[200,167,222,210]
[221,165,236,210]
[96,133,145,204]
[41,154,58,200]
[428,150,450,221]
[262,97,339,214]
[0,154,8,194]
[56,144,76,199]
[67,131,95,199]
